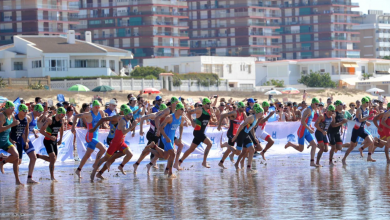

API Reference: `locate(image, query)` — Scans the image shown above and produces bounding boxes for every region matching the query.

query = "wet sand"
[1,153,390,219]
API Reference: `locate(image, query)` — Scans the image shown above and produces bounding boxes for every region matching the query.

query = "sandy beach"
[0,87,380,108]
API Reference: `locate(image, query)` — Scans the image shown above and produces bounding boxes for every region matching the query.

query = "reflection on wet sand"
[2,154,390,218]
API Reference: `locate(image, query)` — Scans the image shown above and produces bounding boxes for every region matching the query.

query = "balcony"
[79,0,187,8]
[78,21,188,30]
[38,27,68,32]
[1,15,79,22]
[1,4,79,11]
[77,11,188,19]
[188,2,280,10]
[0,28,14,33]
[0,40,13,45]
[281,0,359,8]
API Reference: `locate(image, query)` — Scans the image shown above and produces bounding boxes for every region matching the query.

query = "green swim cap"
[34,104,44,112]
[362,97,369,104]
[262,101,270,108]
[120,104,129,112]
[328,105,335,111]
[176,102,184,110]
[92,100,100,107]
[334,100,342,106]
[18,104,28,112]
[4,101,15,109]
[237,102,245,108]
[159,103,167,111]
[387,103,390,108]
[365,96,371,101]
[171,97,179,103]
[123,108,133,115]
[202,98,211,105]
[312,98,320,104]
[57,107,66,114]
[253,103,264,114]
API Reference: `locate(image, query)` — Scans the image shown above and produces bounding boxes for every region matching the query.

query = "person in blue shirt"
[104,99,118,117]
[152,96,163,114]
[246,98,255,116]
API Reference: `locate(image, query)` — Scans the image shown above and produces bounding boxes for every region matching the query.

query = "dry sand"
[0,87,379,108]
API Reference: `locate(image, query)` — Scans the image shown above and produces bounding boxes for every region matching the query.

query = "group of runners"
[1,95,390,185]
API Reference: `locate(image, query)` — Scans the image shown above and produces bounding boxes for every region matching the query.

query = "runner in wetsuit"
[381,103,390,164]
[342,97,375,165]
[150,102,185,178]
[0,101,23,185]
[90,104,130,180]
[328,100,348,166]
[285,98,320,167]
[314,105,334,166]
[10,104,39,184]
[38,107,65,181]
[258,101,276,160]
[133,103,168,174]
[217,102,247,168]
[179,98,217,168]
[103,108,138,176]
[154,97,184,170]
[71,100,106,179]
[149,96,163,161]
[232,103,264,171]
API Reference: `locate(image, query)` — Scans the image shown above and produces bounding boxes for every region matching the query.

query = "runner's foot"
[234,163,240,170]
[164,168,169,175]
[51,177,58,182]
[229,153,235,163]
[168,173,177,179]
[260,151,266,160]
[133,163,138,173]
[367,156,376,162]
[16,181,24,186]
[359,147,364,157]
[202,161,210,168]
[310,161,319,167]
[75,169,82,179]
[27,179,39,184]
[118,165,126,175]
[146,163,152,175]
[342,158,347,166]
[315,163,322,167]
[96,172,106,180]
[105,161,112,172]
[285,142,293,149]
[218,162,227,169]
[329,160,335,166]
[173,163,183,171]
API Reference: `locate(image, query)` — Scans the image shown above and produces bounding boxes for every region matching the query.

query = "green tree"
[298,71,336,88]
[0,77,6,88]
[263,79,284,87]
[383,56,390,60]
[130,66,166,78]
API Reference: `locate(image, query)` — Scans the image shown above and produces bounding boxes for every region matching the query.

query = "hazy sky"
[354,0,390,14]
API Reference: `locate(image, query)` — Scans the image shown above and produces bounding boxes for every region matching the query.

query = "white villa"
[0,30,133,78]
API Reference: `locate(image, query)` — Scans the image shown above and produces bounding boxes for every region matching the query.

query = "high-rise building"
[279,0,361,59]
[187,0,282,61]
[76,0,190,67]
[353,10,390,59]
[0,0,79,46]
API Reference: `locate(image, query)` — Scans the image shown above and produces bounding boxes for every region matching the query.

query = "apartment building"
[187,0,282,61]
[353,10,390,60]
[76,0,190,67]
[0,0,79,46]
[279,0,361,60]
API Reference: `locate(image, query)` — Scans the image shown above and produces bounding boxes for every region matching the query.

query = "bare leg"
[342,142,357,165]
[75,147,94,179]
[316,143,325,167]
[133,145,153,173]
[93,143,106,169]
[167,149,176,178]
[13,154,23,186]
[173,139,184,170]
[118,148,133,175]
[329,145,336,166]
[234,148,248,170]
[27,151,38,184]
[366,136,376,162]
[260,138,274,160]
[202,138,213,168]
[49,153,57,181]
[247,146,255,171]
[309,140,318,167]
[219,148,232,169]
[90,154,111,181]
[146,156,159,175]
[285,141,304,152]
[179,143,197,165]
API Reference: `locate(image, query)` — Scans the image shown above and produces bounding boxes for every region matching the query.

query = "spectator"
[127,93,134,105]
[292,102,301,121]
[368,103,378,121]
[378,100,384,112]
[65,106,74,130]
[384,96,388,105]
[326,97,332,109]
[77,103,90,128]
[105,99,118,117]
[269,88,274,101]
[20,98,25,104]
[345,102,356,120]
[355,100,361,109]
[135,96,146,120]
[35,97,42,104]
[63,101,70,109]
[151,96,163,114]
[246,98,255,116]
[303,90,307,102]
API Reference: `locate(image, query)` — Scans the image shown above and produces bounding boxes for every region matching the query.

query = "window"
[227,64,232,73]
[89,20,101,25]
[320,69,325,73]
[101,60,106,68]
[0,63,2,71]
[13,62,23,70]
[44,58,68,71]
[362,66,366,74]
[32,60,41,68]
[203,64,212,73]
[302,67,308,74]
[75,59,99,68]
[174,65,179,73]
[247,65,251,74]
[109,60,115,71]
[164,66,168,71]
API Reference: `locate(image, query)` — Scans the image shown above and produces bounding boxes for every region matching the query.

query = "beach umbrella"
[265,90,282,95]
[0,96,7,104]
[68,84,90,92]
[143,88,160,94]
[281,87,300,94]
[366,88,384,93]
[92,85,114,92]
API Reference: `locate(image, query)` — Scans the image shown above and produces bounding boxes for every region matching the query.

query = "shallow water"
[1,153,390,219]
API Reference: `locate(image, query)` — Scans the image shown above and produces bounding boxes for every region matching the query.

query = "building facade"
[186,0,282,61]
[256,58,390,87]
[353,10,390,59]
[76,0,189,67]
[0,0,79,46]
[279,0,361,60]
[143,56,256,88]
[0,31,133,78]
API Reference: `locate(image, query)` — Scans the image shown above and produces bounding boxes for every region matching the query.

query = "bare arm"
[381,111,390,129]
[209,107,218,123]
[373,114,382,128]
[140,113,156,135]
[40,118,53,140]
[179,116,184,140]
[90,116,118,133]
[71,112,91,131]
[186,108,201,120]
[357,108,371,122]
[218,111,236,129]
[159,115,173,140]
[259,112,275,124]
[233,116,253,140]
[23,116,31,144]
[58,120,64,144]
[0,113,17,132]
[301,109,311,130]
[211,96,218,107]
[155,108,170,134]
[314,115,325,133]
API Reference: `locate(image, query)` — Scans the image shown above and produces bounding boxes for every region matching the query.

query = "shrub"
[298,71,336,88]
[263,79,284,87]
[0,77,6,88]
[172,73,219,86]
[130,66,166,78]
[29,80,45,90]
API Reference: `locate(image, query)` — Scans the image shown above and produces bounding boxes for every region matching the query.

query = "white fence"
[51,78,162,91]
[50,78,230,91]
